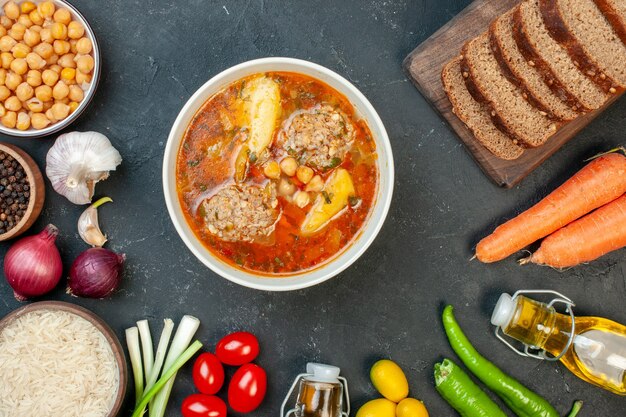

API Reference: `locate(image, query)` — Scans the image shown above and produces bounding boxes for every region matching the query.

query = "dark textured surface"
[0,1,624,415]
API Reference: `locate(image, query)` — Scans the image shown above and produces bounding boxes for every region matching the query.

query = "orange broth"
[176,72,378,275]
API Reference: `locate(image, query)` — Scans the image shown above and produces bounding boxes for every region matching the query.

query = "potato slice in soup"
[235,76,281,182]
[301,168,356,236]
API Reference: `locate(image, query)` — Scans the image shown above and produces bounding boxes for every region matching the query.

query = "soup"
[176,72,378,275]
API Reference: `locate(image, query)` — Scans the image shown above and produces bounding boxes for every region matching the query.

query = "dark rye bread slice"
[461,32,558,147]
[490,8,579,121]
[540,0,626,93]
[593,0,626,44]
[514,0,610,111]
[442,57,524,160]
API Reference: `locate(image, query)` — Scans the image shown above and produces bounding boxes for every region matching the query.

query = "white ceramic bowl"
[163,57,394,291]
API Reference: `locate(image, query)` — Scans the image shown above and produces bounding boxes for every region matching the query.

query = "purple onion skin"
[68,248,126,298]
[4,224,63,301]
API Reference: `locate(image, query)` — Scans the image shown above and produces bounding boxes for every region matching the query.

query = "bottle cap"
[306,363,341,383]
[491,293,515,328]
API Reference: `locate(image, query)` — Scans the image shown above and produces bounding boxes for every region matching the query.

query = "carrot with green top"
[521,194,626,267]
[476,153,626,263]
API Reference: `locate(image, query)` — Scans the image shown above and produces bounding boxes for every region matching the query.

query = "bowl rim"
[0,142,45,240]
[163,57,394,291]
[0,300,127,416]
[0,0,101,138]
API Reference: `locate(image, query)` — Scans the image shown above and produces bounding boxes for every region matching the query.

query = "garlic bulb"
[46,132,122,205]
[78,197,112,247]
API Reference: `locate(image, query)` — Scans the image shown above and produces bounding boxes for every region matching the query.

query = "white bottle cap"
[306,363,341,383]
[491,293,516,328]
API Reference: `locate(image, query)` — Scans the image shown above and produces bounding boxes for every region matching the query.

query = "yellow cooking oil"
[499,295,626,395]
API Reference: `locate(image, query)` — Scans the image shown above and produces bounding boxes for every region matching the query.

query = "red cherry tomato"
[228,363,267,413]
[181,394,226,417]
[215,331,260,366]
[192,353,225,395]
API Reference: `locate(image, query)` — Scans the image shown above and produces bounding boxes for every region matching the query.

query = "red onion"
[4,224,63,301]
[68,247,125,298]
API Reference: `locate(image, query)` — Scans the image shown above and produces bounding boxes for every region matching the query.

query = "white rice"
[0,309,119,417]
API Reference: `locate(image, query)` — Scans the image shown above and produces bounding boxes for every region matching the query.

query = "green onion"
[131,340,203,417]
[567,401,583,417]
[137,320,154,382]
[125,327,144,406]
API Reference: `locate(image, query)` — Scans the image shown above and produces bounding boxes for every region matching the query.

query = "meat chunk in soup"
[278,104,355,169]
[202,184,280,242]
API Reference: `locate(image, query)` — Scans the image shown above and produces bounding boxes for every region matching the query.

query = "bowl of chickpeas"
[0,0,99,137]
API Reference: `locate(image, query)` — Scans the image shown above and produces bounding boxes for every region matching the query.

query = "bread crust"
[593,0,626,44]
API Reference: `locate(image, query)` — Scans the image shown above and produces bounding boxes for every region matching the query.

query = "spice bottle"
[281,363,350,417]
[491,289,626,395]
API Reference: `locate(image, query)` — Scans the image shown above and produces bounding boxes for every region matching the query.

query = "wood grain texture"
[402,0,624,188]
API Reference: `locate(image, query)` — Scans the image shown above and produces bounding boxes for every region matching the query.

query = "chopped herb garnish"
[235,256,244,266]
[199,184,207,192]
[322,191,332,204]
[183,142,190,150]
[187,160,200,167]
[274,257,284,266]
[326,157,342,169]
[348,195,361,207]
[249,152,257,163]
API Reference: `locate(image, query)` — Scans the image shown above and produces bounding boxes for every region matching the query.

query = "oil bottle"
[491,289,626,395]
[281,363,350,417]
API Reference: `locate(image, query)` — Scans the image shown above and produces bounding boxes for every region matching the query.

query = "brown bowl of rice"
[0,301,127,417]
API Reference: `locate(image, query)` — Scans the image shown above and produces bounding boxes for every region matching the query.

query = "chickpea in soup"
[176,72,378,275]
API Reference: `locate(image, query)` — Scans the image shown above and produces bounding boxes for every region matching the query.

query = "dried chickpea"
[296,165,314,184]
[33,42,53,59]
[8,23,26,41]
[11,42,30,59]
[10,57,27,74]
[50,22,67,40]
[44,108,54,122]
[0,103,5,117]
[0,86,10,101]
[3,2,19,20]
[17,14,33,28]
[75,69,90,84]
[48,64,61,74]
[0,26,6,38]
[15,82,33,101]
[25,97,43,112]
[29,24,41,33]
[16,112,29,130]
[34,84,51,101]
[0,35,17,52]
[0,68,6,85]
[68,100,78,113]
[60,67,75,82]
[52,80,68,99]
[4,95,21,111]
[1,110,16,128]
[5,71,21,90]
[46,53,58,65]
[76,55,93,73]
[30,112,49,129]
[54,97,69,105]
[294,191,311,208]
[29,9,43,26]
[23,28,40,46]
[280,157,298,176]
[0,16,13,30]
[75,37,91,54]
[25,52,45,69]
[67,21,84,39]
[50,102,69,120]
[37,2,55,19]
[0,52,12,69]
[20,1,37,14]
[57,53,75,68]
[42,99,52,111]
[263,161,281,179]
[26,69,40,86]
[53,8,71,25]
[53,39,69,55]
[278,178,297,196]
[41,68,58,86]
[305,175,324,192]
[39,28,52,43]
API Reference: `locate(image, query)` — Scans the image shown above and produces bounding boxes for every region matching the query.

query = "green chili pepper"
[442,305,559,417]
[435,358,507,417]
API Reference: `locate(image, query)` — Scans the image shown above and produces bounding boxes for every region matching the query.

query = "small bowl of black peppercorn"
[0,143,45,242]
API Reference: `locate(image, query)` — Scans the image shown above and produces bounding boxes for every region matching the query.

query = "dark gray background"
[0,0,624,415]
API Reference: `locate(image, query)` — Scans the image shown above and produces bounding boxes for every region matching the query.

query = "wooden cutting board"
[403,0,623,188]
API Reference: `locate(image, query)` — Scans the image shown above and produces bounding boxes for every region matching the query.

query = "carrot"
[476,153,626,263]
[521,194,626,268]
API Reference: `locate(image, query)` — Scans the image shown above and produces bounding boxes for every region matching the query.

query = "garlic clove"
[78,196,112,247]
[46,132,122,205]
